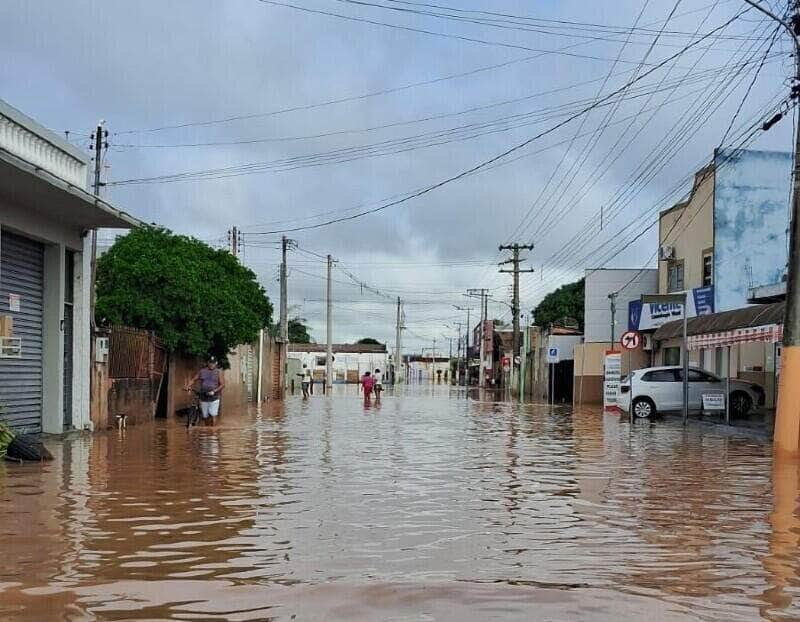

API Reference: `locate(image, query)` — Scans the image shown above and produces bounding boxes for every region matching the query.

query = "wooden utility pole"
[499,244,535,389]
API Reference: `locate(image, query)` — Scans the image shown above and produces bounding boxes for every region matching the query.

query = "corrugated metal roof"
[653,302,784,341]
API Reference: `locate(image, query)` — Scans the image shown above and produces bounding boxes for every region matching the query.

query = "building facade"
[288,343,389,384]
[648,149,791,408]
[573,268,657,404]
[0,99,138,433]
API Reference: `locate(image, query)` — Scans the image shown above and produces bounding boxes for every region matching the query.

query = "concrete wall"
[574,342,652,404]
[713,149,792,312]
[584,268,657,343]
[658,167,714,294]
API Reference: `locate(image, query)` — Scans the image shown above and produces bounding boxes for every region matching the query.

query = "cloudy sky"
[1,0,793,351]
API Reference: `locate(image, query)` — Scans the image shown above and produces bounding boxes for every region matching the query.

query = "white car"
[618,366,765,419]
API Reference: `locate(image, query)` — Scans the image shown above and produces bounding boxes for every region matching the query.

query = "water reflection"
[0,385,798,620]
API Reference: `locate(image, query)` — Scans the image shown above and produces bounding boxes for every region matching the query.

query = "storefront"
[0,99,139,432]
[653,303,783,409]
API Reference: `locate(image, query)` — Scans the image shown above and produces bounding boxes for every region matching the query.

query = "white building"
[573,268,657,404]
[288,343,389,384]
[0,99,139,433]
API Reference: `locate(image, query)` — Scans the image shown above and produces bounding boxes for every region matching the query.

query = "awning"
[0,147,141,229]
[653,302,784,350]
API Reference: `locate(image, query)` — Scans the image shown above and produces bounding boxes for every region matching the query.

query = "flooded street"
[1,385,799,621]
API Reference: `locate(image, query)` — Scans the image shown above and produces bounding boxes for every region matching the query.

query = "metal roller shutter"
[0,231,44,432]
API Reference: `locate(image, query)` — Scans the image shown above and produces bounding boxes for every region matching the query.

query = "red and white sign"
[501,356,511,372]
[620,330,640,350]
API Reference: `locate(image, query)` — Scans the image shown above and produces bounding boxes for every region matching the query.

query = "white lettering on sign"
[702,394,725,411]
[603,352,622,409]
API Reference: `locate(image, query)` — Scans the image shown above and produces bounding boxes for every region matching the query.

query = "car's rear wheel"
[730,391,753,417]
[632,397,655,419]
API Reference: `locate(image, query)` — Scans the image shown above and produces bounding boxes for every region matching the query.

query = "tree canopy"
[532,279,585,330]
[96,227,272,361]
[357,337,382,345]
[289,318,313,343]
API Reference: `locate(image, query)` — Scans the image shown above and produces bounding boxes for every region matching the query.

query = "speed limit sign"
[620,330,641,350]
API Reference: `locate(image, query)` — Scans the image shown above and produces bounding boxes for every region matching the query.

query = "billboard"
[714,149,791,312]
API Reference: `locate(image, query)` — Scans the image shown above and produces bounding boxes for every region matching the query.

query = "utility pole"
[89,121,107,330]
[395,296,402,384]
[608,292,618,349]
[228,226,240,258]
[743,0,800,454]
[467,288,490,388]
[454,306,473,385]
[499,244,535,390]
[326,254,334,393]
[454,322,463,384]
[432,338,436,382]
[279,236,290,343]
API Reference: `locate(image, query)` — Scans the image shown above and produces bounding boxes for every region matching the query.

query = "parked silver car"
[618,366,765,419]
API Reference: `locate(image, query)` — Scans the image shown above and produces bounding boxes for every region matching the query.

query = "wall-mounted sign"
[628,286,714,331]
[8,293,20,312]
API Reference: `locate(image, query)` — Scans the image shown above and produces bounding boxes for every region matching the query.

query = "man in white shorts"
[187,356,225,425]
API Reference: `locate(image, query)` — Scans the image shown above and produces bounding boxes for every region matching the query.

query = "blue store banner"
[628,286,714,331]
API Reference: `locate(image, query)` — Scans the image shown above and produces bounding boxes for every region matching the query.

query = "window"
[642,369,678,382]
[668,260,685,292]
[702,250,713,287]
[663,346,681,366]
[678,369,720,383]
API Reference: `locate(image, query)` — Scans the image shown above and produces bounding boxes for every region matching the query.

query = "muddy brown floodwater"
[1,384,800,621]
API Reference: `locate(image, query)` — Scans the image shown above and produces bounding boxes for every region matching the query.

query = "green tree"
[532,279,585,330]
[357,337,381,345]
[289,318,313,343]
[96,227,272,362]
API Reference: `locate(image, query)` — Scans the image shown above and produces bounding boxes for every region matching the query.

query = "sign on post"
[702,394,725,412]
[603,350,622,411]
[620,330,640,350]
[546,347,559,364]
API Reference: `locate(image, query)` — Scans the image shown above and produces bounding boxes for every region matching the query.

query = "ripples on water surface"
[1,385,798,620]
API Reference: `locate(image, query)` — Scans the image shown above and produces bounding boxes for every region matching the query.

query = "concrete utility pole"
[279,236,290,343]
[89,121,107,331]
[395,296,402,384]
[454,306,473,385]
[228,226,240,258]
[326,254,334,393]
[747,0,800,454]
[467,288,490,388]
[499,244,535,387]
[608,292,618,349]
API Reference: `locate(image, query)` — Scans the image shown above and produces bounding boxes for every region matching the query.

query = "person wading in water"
[186,356,225,426]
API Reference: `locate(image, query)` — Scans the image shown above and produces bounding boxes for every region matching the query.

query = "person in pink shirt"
[361,371,375,404]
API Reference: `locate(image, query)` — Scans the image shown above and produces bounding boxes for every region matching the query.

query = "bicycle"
[185,389,203,428]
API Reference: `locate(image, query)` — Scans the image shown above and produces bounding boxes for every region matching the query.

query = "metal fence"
[108,326,166,380]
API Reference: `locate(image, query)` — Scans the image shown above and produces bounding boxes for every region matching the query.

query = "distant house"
[288,342,388,384]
